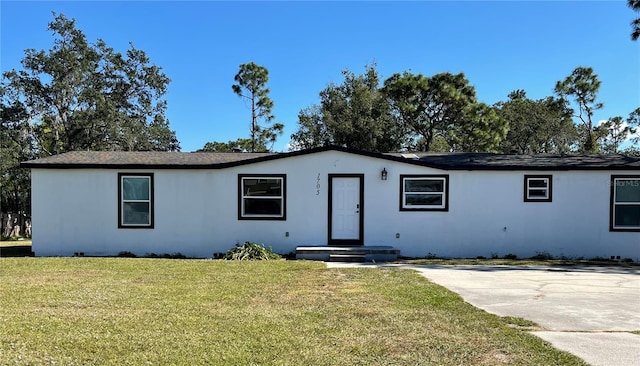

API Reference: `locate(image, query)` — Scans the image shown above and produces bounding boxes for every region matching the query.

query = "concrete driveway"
[327,263,640,366]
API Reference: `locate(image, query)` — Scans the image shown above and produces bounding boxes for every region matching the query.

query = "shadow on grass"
[0,245,34,257]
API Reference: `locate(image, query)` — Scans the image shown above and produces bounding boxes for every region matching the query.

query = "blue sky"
[2,1,639,152]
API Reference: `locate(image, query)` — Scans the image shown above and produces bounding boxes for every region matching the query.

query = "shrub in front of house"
[116,251,188,259]
[530,251,554,260]
[222,242,281,260]
[117,251,137,258]
[145,252,187,259]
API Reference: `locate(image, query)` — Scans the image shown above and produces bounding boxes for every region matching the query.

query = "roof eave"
[20,146,446,170]
[435,165,640,171]
[19,146,640,171]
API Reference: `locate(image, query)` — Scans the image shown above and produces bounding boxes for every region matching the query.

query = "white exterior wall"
[31,150,640,260]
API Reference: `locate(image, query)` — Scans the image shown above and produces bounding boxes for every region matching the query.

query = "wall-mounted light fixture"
[381,168,388,181]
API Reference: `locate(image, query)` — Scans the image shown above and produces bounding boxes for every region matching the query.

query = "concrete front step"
[296,245,399,262]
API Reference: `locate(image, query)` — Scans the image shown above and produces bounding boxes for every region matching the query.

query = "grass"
[501,316,544,331]
[0,238,31,247]
[0,258,586,365]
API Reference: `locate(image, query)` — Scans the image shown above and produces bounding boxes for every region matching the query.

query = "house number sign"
[316,173,321,195]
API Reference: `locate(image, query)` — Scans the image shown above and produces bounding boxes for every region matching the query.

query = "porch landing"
[295,246,400,262]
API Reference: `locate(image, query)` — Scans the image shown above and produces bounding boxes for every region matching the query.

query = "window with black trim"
[238,175,286,220]
[524,175,552,202]
[118,173,153,228]
[611,176,640,231]
[400,175,449,211]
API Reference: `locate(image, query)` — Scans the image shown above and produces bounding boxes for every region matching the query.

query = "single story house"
[21,146,640,260]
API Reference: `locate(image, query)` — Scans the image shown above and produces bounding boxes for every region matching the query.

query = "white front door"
[329,176,362,245]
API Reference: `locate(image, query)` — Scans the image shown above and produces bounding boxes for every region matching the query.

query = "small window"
[400,175,449,211]
[524,175,552,202]
[118,173,153,228]
[238,175,286,220]
[611,176,640,231]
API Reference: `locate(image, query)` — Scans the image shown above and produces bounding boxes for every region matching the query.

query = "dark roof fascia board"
[429,165,640,171]
[20,145,640,171]
[293,148,640,171]
[24,162,640,171]
[23,163,226,170]
[20,146,439,170]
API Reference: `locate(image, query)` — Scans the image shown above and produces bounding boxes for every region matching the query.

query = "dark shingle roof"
[20,146,640,171]
[384,152,640,170]
[21,151,277,169]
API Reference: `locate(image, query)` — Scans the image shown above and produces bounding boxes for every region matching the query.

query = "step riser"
[329,254,366,262]
[297,250,399,255]
[296,246,399,262]
[297,254,398,262]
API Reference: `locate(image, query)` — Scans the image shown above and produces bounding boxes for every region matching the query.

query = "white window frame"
[400,175,449,211]
[119,173,153,228]
[238,175,286,220]
[611,176,640,231]
[524,175,552,202]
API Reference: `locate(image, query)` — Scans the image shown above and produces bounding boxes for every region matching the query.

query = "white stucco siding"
[32,169,223,257]
[30,150,640,260]
[423,170,639,259]
[32,169,111,256]
[209,151,434,255]
[153,170,218,253]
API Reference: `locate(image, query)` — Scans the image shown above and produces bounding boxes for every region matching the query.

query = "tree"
[3,14,179,154]
[2,13,179,154]
[382,71,476,151]
[290,64,404,152]
[449,103,508,152]
[597,117,631,153]
[1,13,180,227]
[598,108,640,153]
[292,66,509,153]
[232,62,283,152]
[554,67,603,152]
[0,98,34,215]
[630,0,640,40]
[197,138,268,152]
[98,42,179,152]
[289,105,332,150]
[621,146,640,156]
[496,90,577,154]
[627,108,640,145]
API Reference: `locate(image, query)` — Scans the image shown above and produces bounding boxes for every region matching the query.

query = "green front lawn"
[0,239,31,247]
[0,258,585,365]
